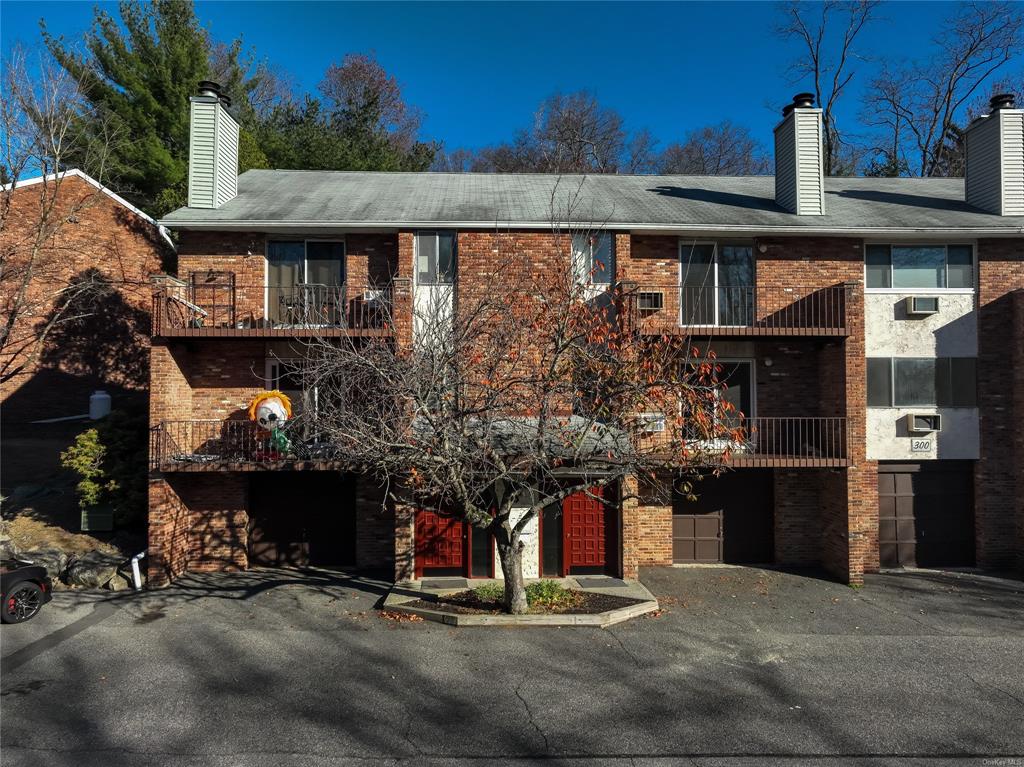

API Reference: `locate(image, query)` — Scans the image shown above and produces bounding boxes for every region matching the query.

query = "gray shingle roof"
[160,169,1024,234]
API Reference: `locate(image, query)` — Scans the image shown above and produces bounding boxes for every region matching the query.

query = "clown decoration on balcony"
[248,390,293,458]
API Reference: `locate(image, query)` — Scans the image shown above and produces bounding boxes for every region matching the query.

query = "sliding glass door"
[679,243,754,326]
[267,241,345,326]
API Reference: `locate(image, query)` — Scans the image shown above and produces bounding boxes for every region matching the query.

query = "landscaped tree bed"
[402,581,646,616]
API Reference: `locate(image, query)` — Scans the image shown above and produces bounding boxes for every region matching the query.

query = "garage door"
[248,473,357,567]
[672,470,774,564]
[878,462,974,568]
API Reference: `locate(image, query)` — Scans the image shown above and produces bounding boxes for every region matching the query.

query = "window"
[572,232,614,286]
[679,242,755,325]
[416,231,456,285]
[267,240,345,325]
[864,245,974,289]
[867,358,892,406]
[866,357,977,407]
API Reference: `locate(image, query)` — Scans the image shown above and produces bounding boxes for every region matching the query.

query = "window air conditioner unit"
[637,291,664,311]
[904,296,939,316]
[907,413,942,433]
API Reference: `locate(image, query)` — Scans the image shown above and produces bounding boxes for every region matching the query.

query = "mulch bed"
[402,589,645,616]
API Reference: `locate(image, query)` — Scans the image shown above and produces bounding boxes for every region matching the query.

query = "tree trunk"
[495,534,528,614]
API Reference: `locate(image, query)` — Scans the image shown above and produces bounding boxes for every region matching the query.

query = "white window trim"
[677,240,756,327]
[862,242,977,293]
[414,230,457,287]
[571,231,615,287]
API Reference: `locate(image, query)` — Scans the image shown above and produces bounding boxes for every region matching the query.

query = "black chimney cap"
[197,80,222,97]
[792,92,816,109]
[782,92,815,117]
[989,93,1016,111]
[218,93,232,108]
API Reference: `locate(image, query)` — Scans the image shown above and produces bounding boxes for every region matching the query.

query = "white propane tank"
[89,390,111,420]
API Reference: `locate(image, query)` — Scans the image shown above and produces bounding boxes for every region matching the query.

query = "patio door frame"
[265,238,347,321]
[677,240,756,327]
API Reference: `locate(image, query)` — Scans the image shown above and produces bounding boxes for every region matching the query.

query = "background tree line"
[8,0,1024,219]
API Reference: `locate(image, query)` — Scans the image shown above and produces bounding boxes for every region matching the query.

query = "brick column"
[354,474,395,571]
[621,475,640,579]
[147,476,189,587]
[395,231,415,350]
[1015,290,1024,574]
[394,501,416,582]
[975,240,1024,570]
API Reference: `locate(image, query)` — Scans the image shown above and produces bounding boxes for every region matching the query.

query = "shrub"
[61,408,148,527]
[525,580,575,609]
[472,582,505,602]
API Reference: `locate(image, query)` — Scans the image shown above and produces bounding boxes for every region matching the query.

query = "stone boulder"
[20,548,69,580]
[66,551,123,589]
[105,571,133,592]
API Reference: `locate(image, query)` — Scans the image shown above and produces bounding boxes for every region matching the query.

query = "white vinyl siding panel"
[1001,111,1024,215]
[773,109,824,216]
[774,120,797,213]
[965,115,1002,215]
[794,111,824,215]
[215,106,239,207]
[187,101,217,209]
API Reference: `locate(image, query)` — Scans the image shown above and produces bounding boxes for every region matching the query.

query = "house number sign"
[910,438,933,452]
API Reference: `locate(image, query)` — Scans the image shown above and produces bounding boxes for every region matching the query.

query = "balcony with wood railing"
[152,272,411,338]
[618,283,852,337]
[151,414,847,472]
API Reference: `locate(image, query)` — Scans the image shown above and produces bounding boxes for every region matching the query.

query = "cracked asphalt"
[2,566,1023,767]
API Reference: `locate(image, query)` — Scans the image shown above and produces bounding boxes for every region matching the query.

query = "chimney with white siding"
[187,81,239,209]
[964,94,1024,216]
[773,93,825,216]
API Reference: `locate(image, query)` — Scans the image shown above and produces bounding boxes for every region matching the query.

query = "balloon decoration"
[248,390,293,458]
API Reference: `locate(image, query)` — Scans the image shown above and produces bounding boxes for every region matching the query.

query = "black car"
[1,560,53,624]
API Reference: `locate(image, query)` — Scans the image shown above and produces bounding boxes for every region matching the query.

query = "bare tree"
[657,122,771,175]
[0,48,117,385]
[298,199,735,613]
[778,0,879,176]
[319,53,424,153]
[863,1,1024,177]
[468,91,654,174]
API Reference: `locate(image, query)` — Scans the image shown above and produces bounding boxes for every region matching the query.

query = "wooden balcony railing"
[618,283,850,337]
[152,415,847,472]
[152,276,410,337]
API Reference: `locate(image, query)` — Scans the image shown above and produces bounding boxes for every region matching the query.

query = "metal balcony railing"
[618,283,850,336]
[151,415,848,471]
[150,418,347,470]
[152,275,409,337]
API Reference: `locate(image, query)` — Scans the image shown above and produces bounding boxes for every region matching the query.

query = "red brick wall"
[774,470,820,566]
[148,473,248,586]
[975,239,1024,570]
[1015,290,1024,573]
[177,232,266,321]
[354,475,396,570]
[1,175,169,423]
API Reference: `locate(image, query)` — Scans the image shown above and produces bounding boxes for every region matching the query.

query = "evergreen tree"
[41,0,263,215]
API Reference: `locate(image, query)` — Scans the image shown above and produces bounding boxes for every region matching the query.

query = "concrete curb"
[382,589,660,627]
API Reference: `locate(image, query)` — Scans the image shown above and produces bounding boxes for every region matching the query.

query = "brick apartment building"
[147,85,1024,587]
[1,170,172,492]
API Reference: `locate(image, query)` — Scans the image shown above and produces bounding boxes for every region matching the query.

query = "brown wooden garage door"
[878,462,974,569]
[248,473,357,567]
[672,470,774,564]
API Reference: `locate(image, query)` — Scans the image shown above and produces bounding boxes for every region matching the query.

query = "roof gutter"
[158,219,1024,238]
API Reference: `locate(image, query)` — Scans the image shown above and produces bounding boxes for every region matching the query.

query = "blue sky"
[3,1,1022,155]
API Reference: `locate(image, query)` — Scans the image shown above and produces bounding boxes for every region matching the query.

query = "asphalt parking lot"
[2,565,1023,766]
